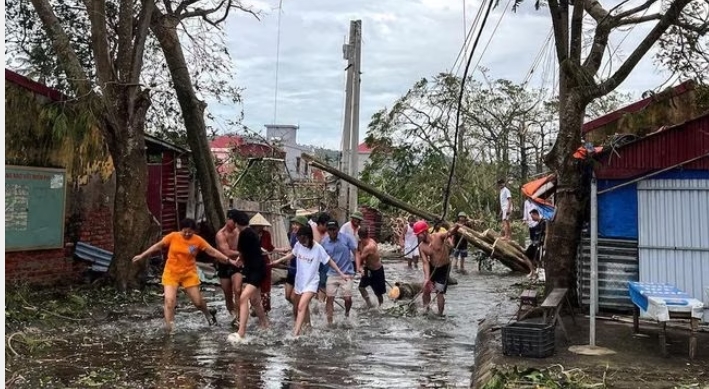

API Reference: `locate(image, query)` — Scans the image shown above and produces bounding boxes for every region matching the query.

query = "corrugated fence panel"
[638,179,709,316]
[577,236,639,311]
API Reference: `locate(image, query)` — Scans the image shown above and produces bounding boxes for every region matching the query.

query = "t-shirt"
[237,227,265,272]
[523,199,539,228]
[339,222,358,241]
[293,242,330,292]
[499,187,512,213]
[322,233,357,276]
[530,219,547,246]
[162,232,209,273]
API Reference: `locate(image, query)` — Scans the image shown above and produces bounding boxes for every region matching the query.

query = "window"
[296,157,301,174]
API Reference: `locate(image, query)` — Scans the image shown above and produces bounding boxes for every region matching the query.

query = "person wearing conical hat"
[250,212,289,315]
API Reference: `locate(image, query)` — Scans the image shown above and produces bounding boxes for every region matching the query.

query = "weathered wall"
[5,82,115,285]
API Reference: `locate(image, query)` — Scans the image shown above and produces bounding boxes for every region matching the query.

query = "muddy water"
[12,262,521,388]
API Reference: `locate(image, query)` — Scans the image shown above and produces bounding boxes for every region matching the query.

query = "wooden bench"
[516,289,539,320]
[518,287,576,342]
[541,288,576,342]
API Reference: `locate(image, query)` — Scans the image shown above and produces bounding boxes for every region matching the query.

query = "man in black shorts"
[356,227,387,308]
[230,210,269,342]
[215,210,243,322]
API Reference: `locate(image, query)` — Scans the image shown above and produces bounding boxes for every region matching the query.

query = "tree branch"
[547,0,569,63]
[569,4,584,65]
[117,0,134,78]
[616,13,662,26]
[29,0,92,96]
[592,0,694,98]
[583,0,609,22]
[130,0,156,85]
[83,0,116,88]
[614,0,658,19]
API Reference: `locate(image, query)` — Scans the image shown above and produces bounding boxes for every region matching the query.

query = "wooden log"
[302,153,533,273]
[482,228,527,253]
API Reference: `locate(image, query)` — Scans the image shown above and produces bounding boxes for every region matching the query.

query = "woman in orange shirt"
[133,218,234,332]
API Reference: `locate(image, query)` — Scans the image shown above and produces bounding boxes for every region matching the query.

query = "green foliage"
[482,365,606,389]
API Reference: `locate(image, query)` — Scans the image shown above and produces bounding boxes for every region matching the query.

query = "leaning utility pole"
[339,20,362,215]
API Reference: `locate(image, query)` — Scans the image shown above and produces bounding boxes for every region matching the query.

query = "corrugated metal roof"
[595,113,709,180]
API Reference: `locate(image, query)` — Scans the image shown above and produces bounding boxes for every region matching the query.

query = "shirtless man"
[356,226,387,308]
[215,210,242,323]
[413,220,461,316]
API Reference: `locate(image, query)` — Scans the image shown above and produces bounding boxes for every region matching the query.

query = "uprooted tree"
[516,0,709,289]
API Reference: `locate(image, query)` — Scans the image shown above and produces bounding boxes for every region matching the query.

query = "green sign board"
[5,165,67,251]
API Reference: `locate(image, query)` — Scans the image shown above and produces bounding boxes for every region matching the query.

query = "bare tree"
[27,0,155,289]
[515,0,708,289]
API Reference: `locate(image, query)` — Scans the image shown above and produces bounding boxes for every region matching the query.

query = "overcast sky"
[208,0,675,150]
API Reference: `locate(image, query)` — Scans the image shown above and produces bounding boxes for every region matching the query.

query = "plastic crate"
[502,320,555,358]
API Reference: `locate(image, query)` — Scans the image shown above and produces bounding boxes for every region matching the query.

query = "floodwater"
[10,262,522,388]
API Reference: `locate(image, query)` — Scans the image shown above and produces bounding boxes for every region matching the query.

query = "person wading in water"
[283,216,309,319]
[229,211,269,342]
[273,225,350,336]
[321,219,358,324]
[357,226,387,308]
[132,218,232,332]
[414,220,461,316]
[215,209,242,325]
[250,212,290,317]
[401,215,420,270]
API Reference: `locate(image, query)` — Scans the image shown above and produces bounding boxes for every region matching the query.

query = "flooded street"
[10,261,522,388]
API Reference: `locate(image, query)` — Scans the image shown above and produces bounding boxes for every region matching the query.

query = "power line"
[441,0,495,221]
[469,0,513,75]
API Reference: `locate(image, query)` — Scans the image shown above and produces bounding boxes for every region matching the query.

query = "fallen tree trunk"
[302,153,533,273]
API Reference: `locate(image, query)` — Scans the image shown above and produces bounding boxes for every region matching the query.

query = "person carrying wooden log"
[413,220,461,316]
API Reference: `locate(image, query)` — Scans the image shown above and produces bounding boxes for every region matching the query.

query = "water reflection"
[14,262,521,388]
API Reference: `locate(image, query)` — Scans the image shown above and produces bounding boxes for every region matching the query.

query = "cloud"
[208,0,674,149]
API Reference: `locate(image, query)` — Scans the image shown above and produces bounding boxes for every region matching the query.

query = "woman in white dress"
[273,225,351,336]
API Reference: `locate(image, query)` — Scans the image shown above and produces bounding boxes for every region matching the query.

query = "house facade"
[5,69,194,284]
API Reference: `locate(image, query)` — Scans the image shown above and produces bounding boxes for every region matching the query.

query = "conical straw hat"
[388,286,400,300]
[249,212,271,227]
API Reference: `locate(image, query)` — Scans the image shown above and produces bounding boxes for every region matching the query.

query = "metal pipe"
[590,171,598,347]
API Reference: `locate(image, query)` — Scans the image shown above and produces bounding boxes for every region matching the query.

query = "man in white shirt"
[498,178,512,240]
[400,216,420,269]
[340,211,364,271]
[522,199,538,241]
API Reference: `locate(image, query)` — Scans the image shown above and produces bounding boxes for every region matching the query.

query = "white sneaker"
[227,332,245,343]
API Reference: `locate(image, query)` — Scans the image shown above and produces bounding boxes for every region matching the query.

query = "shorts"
[217,263,243,279]
[425,264,450,294]
[286,270,296,285]
[404,246,419,259]
[326,275,354,298]
[162,268,200,288]
[359,266,386,296]
[243,266,266,287]
[502,210,509,221]
[318,264,328,290]
[453,249,468,258]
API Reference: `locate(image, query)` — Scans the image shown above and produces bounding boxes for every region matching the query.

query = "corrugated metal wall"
[637,179,709,314]
[577,236,639,311]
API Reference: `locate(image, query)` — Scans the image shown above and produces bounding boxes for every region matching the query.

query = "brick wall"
[5,248,88,285]
[5,206,114,286]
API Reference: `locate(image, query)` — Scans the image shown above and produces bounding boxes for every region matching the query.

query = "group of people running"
[133,209,466,341]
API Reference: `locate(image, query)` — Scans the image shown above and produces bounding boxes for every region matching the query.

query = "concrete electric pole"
[340,20,362,215]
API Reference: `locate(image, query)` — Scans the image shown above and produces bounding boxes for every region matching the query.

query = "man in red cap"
[413,220,461,316]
